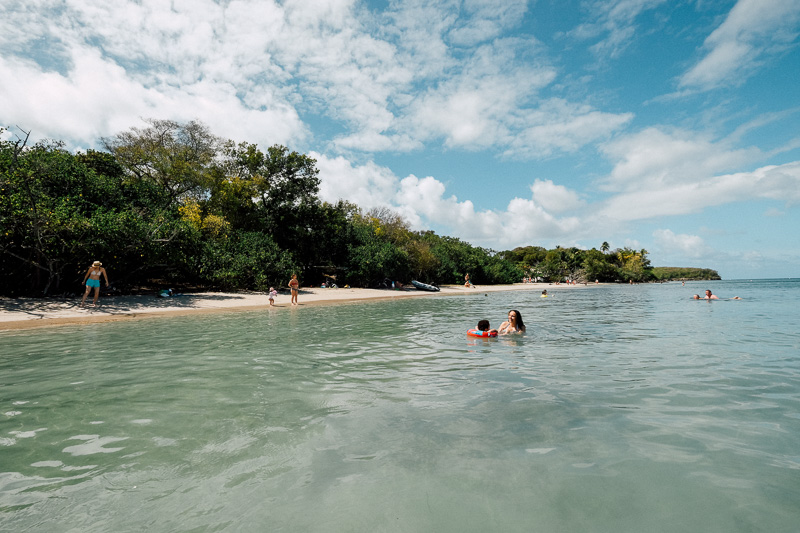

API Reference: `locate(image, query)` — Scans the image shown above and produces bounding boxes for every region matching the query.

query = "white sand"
[0,283,588,330]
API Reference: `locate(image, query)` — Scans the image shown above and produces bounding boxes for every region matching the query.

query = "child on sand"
[268,287,277,306]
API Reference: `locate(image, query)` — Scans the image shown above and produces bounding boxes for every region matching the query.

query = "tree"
[601,241,610,253]
[103,119,221,206]
[616,247,654,282]
[344,216,409,286]
[219,142,321,266]
[581,249,620,282]
[197,230,298,290]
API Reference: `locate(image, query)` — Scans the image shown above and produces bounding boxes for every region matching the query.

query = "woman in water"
[81,260,109,307]
[498,309,525,334]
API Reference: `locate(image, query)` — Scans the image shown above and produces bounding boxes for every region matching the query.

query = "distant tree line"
[498,242,657,283]
[651,267,721,281]
[1,120,719,297]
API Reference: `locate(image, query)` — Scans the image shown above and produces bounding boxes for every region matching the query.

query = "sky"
[1,0,799,279]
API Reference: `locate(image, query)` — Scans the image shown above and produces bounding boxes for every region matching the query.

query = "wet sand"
[0,283,586,330]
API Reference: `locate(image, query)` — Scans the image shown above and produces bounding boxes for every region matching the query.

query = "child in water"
[477,319,498,335]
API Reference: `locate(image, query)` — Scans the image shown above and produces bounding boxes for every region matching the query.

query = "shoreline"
[0,283,585,331]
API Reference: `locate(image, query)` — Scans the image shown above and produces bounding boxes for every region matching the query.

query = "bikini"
[87,269,102,288]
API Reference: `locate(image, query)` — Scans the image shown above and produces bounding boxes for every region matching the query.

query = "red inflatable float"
[467,329,497,338]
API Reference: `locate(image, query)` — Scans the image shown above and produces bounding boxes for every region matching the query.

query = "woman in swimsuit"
[81,260,109,307]
[498,309,525,334]
[289,274,299,305]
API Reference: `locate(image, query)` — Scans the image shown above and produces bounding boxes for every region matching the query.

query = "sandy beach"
[0,282,580,330]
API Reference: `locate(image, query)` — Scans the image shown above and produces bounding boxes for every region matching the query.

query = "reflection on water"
[2,281,800,532]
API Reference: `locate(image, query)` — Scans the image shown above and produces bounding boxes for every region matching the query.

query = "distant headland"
[650,267,721,281]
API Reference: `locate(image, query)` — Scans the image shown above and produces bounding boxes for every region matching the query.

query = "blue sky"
[2,0,799,278]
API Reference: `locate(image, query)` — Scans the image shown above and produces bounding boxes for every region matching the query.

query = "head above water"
[477,319,490,331]
[508,310,524,329]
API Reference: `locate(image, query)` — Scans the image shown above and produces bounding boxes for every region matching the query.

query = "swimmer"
[692,294,701,299]
[703,289,719,300]
[498,310,525,334]
[477,319,498,335]
[541,289,548,297]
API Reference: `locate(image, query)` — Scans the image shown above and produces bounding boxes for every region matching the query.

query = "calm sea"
[2,280,799,532]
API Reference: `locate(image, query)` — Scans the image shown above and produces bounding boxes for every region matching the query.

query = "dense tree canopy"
[651,267,721,280]
[498,244,656,283]
[0,122,524,296]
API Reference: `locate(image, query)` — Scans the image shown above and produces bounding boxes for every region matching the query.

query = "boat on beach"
[411,280,440,292]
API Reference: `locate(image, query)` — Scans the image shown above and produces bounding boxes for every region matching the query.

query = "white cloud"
[0,0,632,161]
[401,41,631,157]
[447,0,529,45]
[505,99,633,158]
[313,152,400,211]
[569,0,668,60]
[0,46,305,149]
[393,175,582,246]
[0,1,308,148]
[653,229,706,258]
[600,127,760,192]
[315,154,583,248]
[597,161,800,221]
[679,0,800,91]
[530,179,585,213]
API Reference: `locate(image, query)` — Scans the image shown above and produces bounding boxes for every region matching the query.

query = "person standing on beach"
[289,274,299,305]
[81,261,109,307]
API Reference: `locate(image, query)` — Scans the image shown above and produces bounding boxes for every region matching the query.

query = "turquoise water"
[2,280,799,532]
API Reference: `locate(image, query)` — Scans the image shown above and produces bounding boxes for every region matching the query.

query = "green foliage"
[498,245,658,283]
[420,233,523,285]
[102,119,221,205]
[197,230,298,291]
[652,267,721,280]
[0,132,195,295]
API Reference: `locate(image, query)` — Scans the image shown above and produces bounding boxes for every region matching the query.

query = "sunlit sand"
[0,283,589,330]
